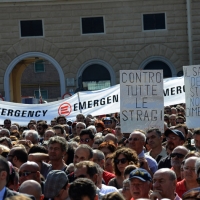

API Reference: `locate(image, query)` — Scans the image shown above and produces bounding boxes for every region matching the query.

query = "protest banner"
[184,65,200,128]
[120,70,164,133]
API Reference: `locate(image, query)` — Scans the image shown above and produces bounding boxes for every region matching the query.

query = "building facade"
[0,0,199,102]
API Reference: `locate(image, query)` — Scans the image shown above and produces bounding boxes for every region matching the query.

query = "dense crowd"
[1,105,200,200]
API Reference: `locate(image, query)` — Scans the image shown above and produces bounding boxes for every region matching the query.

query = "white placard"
[120,70,164,133]
[184,65,200,128]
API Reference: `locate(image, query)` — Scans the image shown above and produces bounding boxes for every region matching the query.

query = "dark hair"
[12,148,28,163]
[182,188,200,200]
[102,192,125,200]
[68,178,96,200]
[113,147,139,176]
[66,142,75,165]
[56,115,66,123]
[48,136,68,152]
[0,155,10,183]
[28,145,48,154]
[146,128,162,137]
[80,129,94,139]
[53,125,64,134]
[75,161,98,178]
[194,128,200,136]
[94,120,105,131]
[124,164,138,177]
[0,137,12,148]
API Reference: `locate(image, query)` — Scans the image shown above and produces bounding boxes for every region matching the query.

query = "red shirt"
[103,170,115,185]
[176,179,186,197]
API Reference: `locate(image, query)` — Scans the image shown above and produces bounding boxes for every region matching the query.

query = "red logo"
[58,102,72,116]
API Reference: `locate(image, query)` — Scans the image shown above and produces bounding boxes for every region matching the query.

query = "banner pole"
[77,92,82,113]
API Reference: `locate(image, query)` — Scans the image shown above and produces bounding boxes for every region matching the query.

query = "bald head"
[103,134,117,145]
[19,161,40,184]
[154,168,177,181]
[19,180,42,200]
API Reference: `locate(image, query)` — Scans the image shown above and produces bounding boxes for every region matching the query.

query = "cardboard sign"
[184,65,200,128]
[120,70,164,133]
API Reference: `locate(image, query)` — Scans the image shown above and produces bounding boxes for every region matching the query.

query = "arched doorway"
[139,56,176,78]
[76,59,116,91]
[4,52,66,102]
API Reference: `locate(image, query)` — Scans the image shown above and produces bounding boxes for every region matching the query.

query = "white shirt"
[100,184,118,195]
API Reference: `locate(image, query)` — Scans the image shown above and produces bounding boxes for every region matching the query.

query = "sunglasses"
[114,158,127,164]
[80,138,91,143]
[171,153,185,159]
[19,171,37,177]
[104,121,112,125]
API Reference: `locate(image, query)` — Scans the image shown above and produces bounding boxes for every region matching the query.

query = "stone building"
[0,0,199,102]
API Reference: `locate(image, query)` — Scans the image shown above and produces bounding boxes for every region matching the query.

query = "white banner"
[120,70,164,133]
[0,76,186,126]
[184,65,200,128]
[0,85,119,125]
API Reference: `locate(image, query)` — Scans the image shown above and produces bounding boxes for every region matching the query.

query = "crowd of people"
[0,105,200,200]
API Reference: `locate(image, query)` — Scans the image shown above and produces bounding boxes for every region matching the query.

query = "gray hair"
[93,149,105,160]
[0,128,10,136]
[87,125,97,134]
[25,130,39,144]
[76,122,86,128]
[195,158,200,175]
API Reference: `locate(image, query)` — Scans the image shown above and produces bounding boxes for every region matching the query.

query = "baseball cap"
[44,170,68,198]
[165,129,185,141]
[129,168,152,182]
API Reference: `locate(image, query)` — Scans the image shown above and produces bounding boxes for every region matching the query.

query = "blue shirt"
[138,150,158,173]
[0,187,6,200]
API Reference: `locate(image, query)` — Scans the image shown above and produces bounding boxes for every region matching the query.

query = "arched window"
[144,61,172,78]
[82,64,111,90]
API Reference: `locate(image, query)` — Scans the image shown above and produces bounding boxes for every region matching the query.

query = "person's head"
[122,179,131,200]
[53,125,65,138]
[28,145,48,155]
[146,128,163,150]
[19,180,44,200]
[183,156,198,182]
[182,187,200,200]
[80,129,95,147]
[176,116,185,124]
[6,164,19,191]
[169,114,177,126]
[44,170,69,200]
[0,137,12,149]
[173,124,188,138]
[4,119,11,130]
[0,155,10,189]
[25,130,39,145]
[76,122,86,136]
[50,119,57,127]
[73,144,93,164]
[44,129,55,141]
[164,129,185,151]
[36,122,48,137]
[102,192,125,200]
[195,158,200,179]
[171,146,188,168]
[0,128,10,138]
[102,117,113,129]
[56,115,67,125]
[92,149,105,169]
[10,130,20,139]
[103,133,118,146]
[76,114,85,123]
[92,137,104,149]
[115,125,122,136]
[74,161,98,184]
[98,141,117,157]
[7,147,28,168]
[113,147,139,177]
[129,168,152,199]
[69,178,97,200]
[19,161,40,184]
[164,106,171,115]
[171,107,177,114]
[124,164,138,179]
[128,130,146,154]
[94,120,105,133]
[47,136,68,161]
[153,168,177,199]
[64,142,75,165]
[193,128,200,150]
[10,124,19,132]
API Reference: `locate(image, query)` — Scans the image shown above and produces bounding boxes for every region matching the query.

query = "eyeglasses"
[197,178,200,184]
[114,158,127,164]
[19,171,37,177]
[128,137,140,142]
[80,138,91,143]
[104,121,112,125]
[171,153,185,159]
